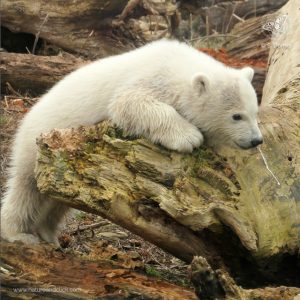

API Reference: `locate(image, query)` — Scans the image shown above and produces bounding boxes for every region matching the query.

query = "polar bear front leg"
[109,90,204,153]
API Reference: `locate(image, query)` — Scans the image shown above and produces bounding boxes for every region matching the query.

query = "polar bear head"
[188,67,263,149]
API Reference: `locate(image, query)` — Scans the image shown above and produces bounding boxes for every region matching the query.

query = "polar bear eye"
[232,114,242,121]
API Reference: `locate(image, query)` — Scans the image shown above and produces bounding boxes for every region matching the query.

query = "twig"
[68,221,110,235]
[78,30,94,55]
[32,14,49,54]
[225,3,238,34]
[0,107,13,115]
[4,96,9,107]
[5,82,23,97]
[205,13,210,37]
[258,147,280,186]
[221,5,228,34]
[189,13,193,40]
[232,13,245,23]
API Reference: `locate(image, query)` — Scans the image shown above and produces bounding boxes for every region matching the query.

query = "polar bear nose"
[251,138,263,147]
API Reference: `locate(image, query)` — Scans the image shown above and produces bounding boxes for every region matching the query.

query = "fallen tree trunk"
[0,53,87,95]
[1,0,178,59]
[1,0,132,58]
[35,0,299,290]
[1,241,299,300]
[0,240,197,300]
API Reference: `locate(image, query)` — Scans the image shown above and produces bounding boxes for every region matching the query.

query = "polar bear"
[1,39,262,245]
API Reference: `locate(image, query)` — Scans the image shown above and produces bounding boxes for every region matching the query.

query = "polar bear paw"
[159,123,204,153]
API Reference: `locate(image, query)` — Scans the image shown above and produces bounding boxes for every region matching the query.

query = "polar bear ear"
[241,67,254,82]
[192,73,210,95]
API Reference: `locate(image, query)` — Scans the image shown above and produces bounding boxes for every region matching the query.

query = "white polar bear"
[0,40,262,245]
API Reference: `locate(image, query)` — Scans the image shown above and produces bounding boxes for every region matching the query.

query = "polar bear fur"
[0,40,262,245]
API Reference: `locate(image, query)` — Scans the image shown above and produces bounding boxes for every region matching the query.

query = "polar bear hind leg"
[35,201,69,246]
[1,175,43,244]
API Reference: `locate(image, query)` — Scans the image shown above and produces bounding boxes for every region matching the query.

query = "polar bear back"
[18,40,231,138]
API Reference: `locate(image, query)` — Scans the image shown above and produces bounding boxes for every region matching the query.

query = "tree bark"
[35,0,300,289]
[0,52,87,95]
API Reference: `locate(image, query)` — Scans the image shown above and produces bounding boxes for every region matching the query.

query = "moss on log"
[35,103,300,285]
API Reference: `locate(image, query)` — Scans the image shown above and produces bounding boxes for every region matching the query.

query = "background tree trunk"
[1,0,178,59]
[0,53,87,95]
[34,0,300,289]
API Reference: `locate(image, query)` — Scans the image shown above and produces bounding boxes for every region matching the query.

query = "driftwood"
[0,53,87,95]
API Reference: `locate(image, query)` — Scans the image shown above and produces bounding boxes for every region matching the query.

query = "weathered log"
[1,0,132,58]
[35,0,300,289]
[0,240,197,299]
[1,0,178,59]
[0,52,87,95]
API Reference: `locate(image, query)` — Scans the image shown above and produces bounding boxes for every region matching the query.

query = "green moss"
[145,265,163,278]
[0,115,8,125]
[193,147,215,165]
[83,141,96,153]
[74,211,88,221]
[145,265,191,288]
